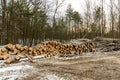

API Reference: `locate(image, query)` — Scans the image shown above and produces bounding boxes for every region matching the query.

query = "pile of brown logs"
[0,44,21,64]
[33,41,96,57]
[0,44,34,64]
[0,41,96,64]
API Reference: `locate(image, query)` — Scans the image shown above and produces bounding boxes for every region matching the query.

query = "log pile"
[0,41,96,64]
[0,44,21,64]
[31,41,95,57]
[0,44,34,64]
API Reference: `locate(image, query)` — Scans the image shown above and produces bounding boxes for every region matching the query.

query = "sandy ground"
[0,39,120,80]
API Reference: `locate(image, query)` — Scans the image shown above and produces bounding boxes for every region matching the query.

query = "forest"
[0,0,120,46]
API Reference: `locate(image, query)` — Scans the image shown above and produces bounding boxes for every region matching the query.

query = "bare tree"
[101,0,104,37]
[110,0,115,38]
[83,0,92,38]
[53,0,65,27]
[52,0,65,39]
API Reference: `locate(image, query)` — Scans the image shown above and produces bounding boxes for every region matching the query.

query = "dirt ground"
[0,38,120,80]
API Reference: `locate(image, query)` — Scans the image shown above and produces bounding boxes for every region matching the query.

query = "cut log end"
[15,44,21,50]
[6,43,14,51]
[15,55,21,61]
[5,58,12,64]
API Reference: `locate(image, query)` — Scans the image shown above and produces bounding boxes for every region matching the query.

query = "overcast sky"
[66,0,85,12]
[62,0,113,16]
[65,0,110,12]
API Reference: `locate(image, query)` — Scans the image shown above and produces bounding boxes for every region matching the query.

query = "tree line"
[0,0,120,46]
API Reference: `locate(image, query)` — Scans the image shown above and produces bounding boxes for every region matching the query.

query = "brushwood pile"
[0,41,96,64]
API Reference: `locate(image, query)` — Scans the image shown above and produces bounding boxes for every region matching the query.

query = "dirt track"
[27,53,120,80]
[0,39,120,80]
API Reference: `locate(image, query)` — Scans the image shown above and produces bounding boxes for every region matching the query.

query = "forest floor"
[0,38,120,80]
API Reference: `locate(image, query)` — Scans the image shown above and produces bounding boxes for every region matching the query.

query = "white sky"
[66,0,85,12]
[61,0,114,16]
[65,0,109,12]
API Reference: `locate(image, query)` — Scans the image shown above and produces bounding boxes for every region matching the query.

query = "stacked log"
[32,41,96,56]
[0,48,8,60]
[0,44,34,63]
[33,41,60,57]
[0,40,96,64]
[5,44,21,63]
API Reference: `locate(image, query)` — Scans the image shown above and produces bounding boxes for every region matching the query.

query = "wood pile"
[0,41,96,64]
[0,43,34,64]
[32,41,96,57]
